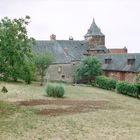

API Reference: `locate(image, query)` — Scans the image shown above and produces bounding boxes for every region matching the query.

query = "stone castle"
[33,18,140,83]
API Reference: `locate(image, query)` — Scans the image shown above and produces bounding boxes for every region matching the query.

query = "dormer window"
[127,57,135,65]
[104,57,112,64]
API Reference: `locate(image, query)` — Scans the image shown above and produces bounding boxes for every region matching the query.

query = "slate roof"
[33,40,89,64]
[32,41,140,73]
[94,53,140,72]
[85,18,104,38]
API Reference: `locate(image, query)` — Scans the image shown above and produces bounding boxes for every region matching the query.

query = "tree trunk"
[13,77,17,82]
[40,74,44,86]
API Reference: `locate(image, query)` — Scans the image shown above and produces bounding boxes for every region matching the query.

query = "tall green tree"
[35,53,54,86]
[0,16,35,82]
[75,56,102,84]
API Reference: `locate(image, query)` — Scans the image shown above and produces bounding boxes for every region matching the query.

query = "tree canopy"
[75,56,102,83]
[0,16,35,82]
[34,52,54,86]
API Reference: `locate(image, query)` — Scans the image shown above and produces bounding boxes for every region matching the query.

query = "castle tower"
[84,18,105,48]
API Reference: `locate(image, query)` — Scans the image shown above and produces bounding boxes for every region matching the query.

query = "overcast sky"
[0,0,140,53]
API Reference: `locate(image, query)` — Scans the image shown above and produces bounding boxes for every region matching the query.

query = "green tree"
[75,56,102,84]
[20,59,35,84]
[35,53,54,86]
[0,16,35,82]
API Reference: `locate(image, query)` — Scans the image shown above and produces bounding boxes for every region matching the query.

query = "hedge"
[95,76,116,90]
[116,81,139,98]
[46,83,65,98]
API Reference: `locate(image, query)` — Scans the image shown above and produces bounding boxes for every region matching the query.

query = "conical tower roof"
[85,18,104,38]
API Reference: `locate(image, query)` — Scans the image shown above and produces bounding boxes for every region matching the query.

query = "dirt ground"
[15,99,108,116]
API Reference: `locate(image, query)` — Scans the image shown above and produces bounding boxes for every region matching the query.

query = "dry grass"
[0,82,140,140]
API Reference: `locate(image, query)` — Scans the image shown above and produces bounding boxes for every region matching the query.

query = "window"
[127,59,135,65]
[58,66,62,73]
[97,50,100,53]
[62,75,65,79]
[105,58,112,64]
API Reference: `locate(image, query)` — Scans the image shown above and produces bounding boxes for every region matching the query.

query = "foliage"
[116,81,138,98]
[136,73,140,85]
[136,73,140,95]
[21,59,35,84]
[75,56,102,84]
[95,76,116,90]
[0,16,35,82]
[46,83,65,98]
[34,52,54,86]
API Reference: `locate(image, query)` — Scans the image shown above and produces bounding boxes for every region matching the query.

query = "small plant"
[46,83,65,98]
[1,86,8,93]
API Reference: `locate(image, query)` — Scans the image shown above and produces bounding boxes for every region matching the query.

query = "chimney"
[69,36,74,40]
[123,46,128,53]
[50,34,56,40]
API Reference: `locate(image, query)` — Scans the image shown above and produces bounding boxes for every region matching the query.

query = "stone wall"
[45,64,137,84]
[103,70,137,83]
[46,63,75,83]
[88,36,105,48]
[125,72,137,83]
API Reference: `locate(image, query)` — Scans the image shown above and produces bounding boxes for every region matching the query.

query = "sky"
[0,0,140,53]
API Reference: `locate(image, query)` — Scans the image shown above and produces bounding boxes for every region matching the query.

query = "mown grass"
[0,82,140,140]
[0,100,37,139]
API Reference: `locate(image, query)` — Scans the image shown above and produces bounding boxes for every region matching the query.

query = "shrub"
[95,76,116,90]
[116,81,138,97]
[46,83,65,98]
[136,74,140,97]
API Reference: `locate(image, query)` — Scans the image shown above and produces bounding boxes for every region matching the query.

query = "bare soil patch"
[16,99,108,116]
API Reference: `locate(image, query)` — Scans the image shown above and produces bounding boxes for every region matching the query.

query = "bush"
[46,83,65,98]
[116,81,138,97]
[136,74,140,96]
[95,76,116,90]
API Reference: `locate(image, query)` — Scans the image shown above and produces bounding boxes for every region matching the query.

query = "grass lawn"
[0,82,140,140]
